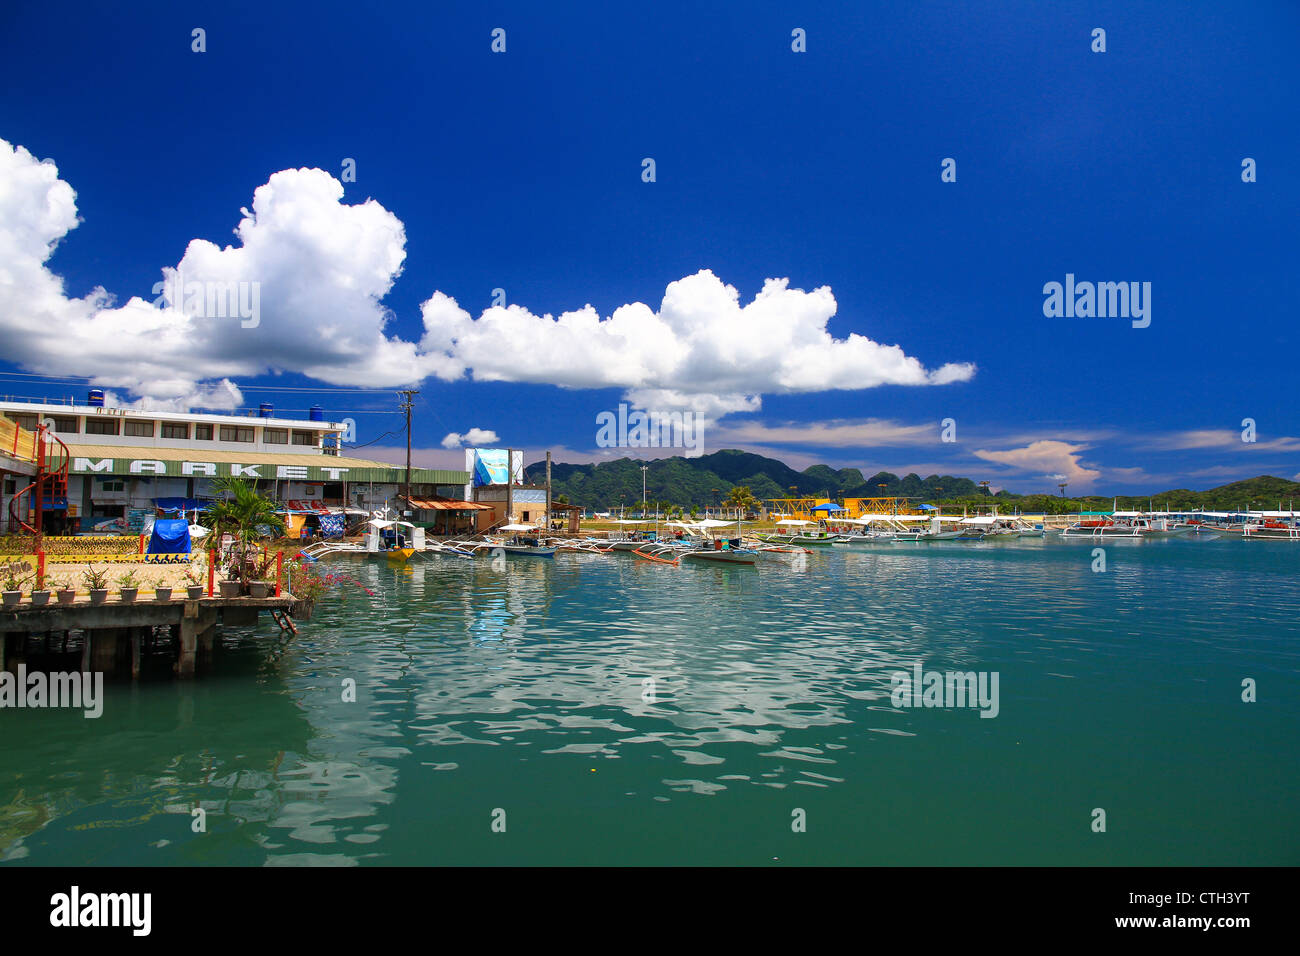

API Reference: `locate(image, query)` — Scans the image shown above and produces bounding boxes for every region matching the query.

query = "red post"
[139,533,146,554]
[36,550,45,591]
[208,548,216,597]
[275,551,283,597]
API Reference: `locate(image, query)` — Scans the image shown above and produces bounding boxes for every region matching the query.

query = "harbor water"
[2,537,1296,865]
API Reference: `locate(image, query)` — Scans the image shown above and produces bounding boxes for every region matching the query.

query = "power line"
[0,371,411,393]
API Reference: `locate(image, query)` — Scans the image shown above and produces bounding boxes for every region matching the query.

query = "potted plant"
[248,579,271,599]
[207,477,285,598]
[184,565,205,600]
[56,580,77,605]
[154,574,172,602]
[288,559,330,620]
[2,564,28,608]
[83,565,111,605]
[29,584,51,606]
[118,568,141,603]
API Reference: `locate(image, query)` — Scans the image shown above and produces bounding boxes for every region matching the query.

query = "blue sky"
[1,0,1296,493]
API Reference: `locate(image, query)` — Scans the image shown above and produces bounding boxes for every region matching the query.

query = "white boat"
[680,547,758,566]
[301,516,426,561]
[1241,512,1300,540]
[1059,515,1177,539]
[486,525,557,557]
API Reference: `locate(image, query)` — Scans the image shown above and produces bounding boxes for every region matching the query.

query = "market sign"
[65,454,468,484]
[72,457,353,480]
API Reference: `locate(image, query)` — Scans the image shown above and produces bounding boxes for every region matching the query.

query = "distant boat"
[487,525,557,557]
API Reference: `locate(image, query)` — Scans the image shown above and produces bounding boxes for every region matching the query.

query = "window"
[194,423,213,440]
[160,422,189,440]
[84,417,121,435]
[292,430,316,446]
[49,416,78,433]
[220,425,254,442]
[124,419,155,437]
[5,412,38,430]
[263,428,288,444]
[98,478,125,492]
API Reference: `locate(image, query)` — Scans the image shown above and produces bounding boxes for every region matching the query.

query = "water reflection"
[2,539,1298,865]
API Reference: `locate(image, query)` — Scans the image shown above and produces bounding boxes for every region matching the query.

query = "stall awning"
[406,497,493,511]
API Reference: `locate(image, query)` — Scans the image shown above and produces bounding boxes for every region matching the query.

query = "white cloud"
[440,427,500,449]
[417,272,975,420]
[0,137,974,417]
[712,417,939,448]
[973,440,1102,489]
[1150,428,1300,453]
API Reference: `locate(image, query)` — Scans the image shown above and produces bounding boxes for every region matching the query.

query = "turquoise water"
[2,537,1297,865]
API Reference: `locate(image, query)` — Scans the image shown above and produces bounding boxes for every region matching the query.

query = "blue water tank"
[87,389,104,408]
[259,402,274,418]
[308,405,324,421]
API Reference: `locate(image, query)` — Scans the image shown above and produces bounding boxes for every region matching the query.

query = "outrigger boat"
[753,519,845,546]
[485,524,557,557]
[300,516,426,562]
[1241,512,1300,540]
[1058,515,1183,539]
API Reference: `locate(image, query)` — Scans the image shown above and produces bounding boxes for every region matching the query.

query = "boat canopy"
[497,523,538,532]
[775,519,812,526]
[369,519,416,529]
[959,516,997,525]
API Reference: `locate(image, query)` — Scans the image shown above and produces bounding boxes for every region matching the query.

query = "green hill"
[530,450,1029,510]
[525,450,1299,515]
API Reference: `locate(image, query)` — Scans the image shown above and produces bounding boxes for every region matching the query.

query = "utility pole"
[397,389,418,513]
[640,465,648,518]
[506,448,515,526]
[546,450,552,533]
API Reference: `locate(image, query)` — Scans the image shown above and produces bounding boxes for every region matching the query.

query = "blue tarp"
[811,503,846,512]
[918,504,938,511]
[318,514,345,538]
[147,518,192,554]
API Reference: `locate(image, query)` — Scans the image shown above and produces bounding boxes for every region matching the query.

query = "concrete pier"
[1,595,296,679]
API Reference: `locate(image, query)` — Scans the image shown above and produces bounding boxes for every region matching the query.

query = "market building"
[1,394,469,534]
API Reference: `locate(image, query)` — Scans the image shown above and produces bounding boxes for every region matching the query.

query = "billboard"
[465,448,523,488]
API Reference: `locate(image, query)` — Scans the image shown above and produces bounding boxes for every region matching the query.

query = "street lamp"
[640,465,648,519]
[1058,482,1068,498]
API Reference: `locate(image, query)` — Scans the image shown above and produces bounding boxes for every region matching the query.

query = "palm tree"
[722,485,760,516]
[206,477,286,584]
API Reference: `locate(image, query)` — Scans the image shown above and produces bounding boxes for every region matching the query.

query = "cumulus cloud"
[973,440,1102,489]
[440,427,500,449]
[417,272,975,420]
[0,137,974,418]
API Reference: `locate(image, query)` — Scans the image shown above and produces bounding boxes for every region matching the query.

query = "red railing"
[6,425,71,537]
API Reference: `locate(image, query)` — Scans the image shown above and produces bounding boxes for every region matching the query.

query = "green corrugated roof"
[61,443,468,484]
